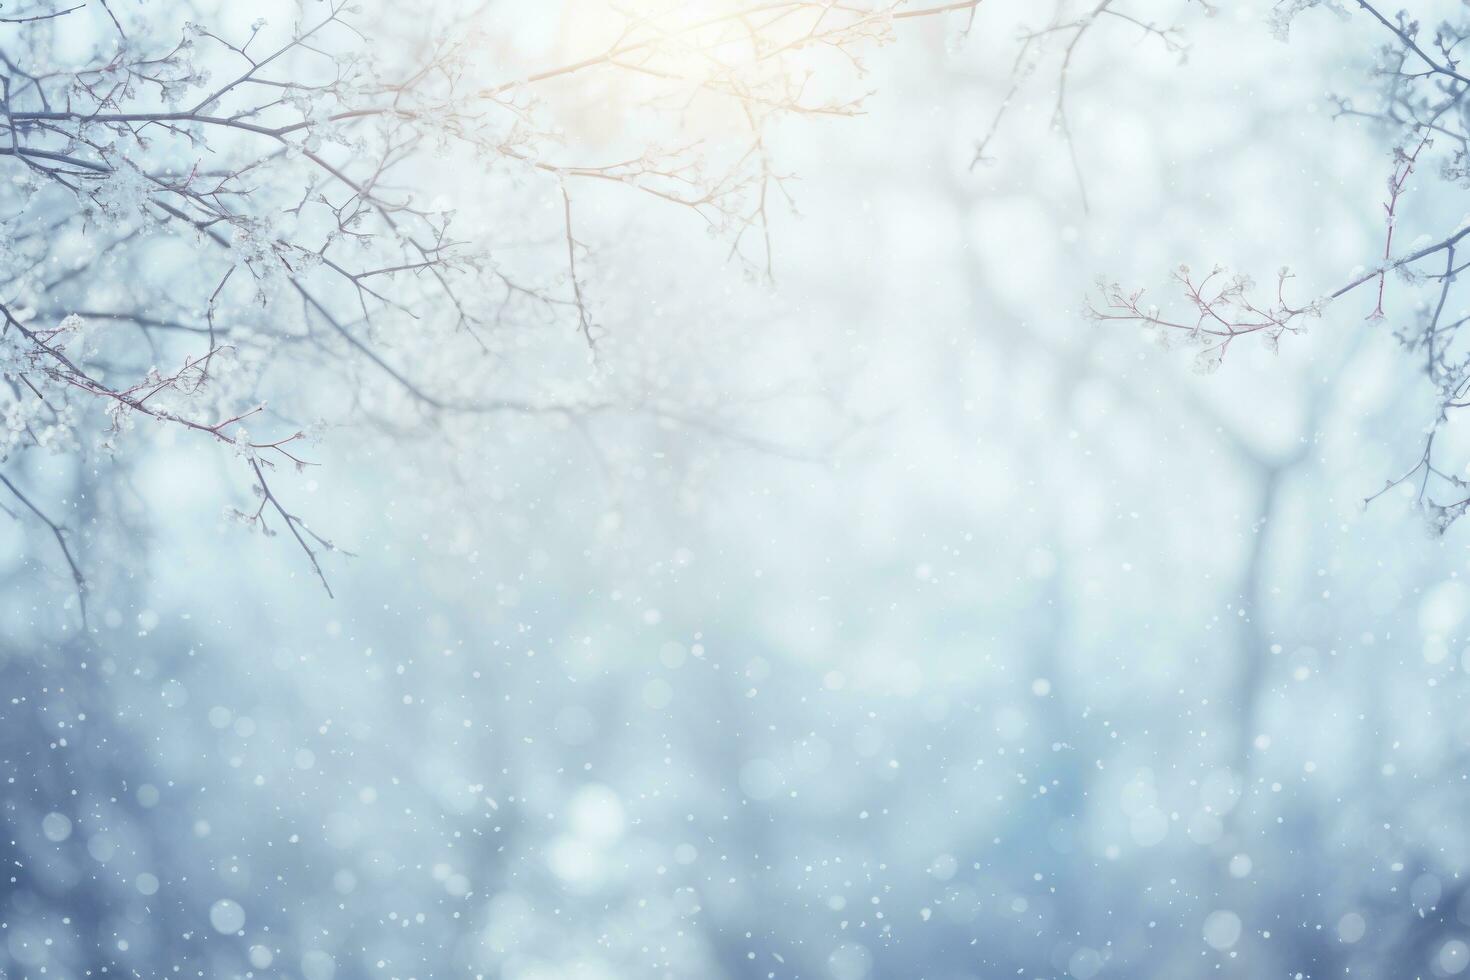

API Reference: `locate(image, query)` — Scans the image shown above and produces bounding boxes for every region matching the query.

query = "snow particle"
[209,898,246,934]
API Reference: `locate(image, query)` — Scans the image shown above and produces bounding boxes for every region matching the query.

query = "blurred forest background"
[5,0,1470,978]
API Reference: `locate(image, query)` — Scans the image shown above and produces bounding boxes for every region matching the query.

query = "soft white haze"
[3,1,1470,978]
